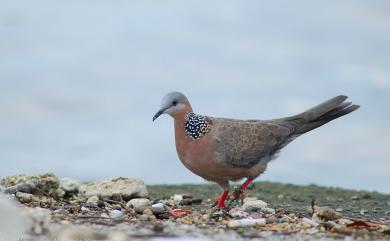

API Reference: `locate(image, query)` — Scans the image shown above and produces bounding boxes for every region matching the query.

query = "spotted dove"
[153,92,359,208]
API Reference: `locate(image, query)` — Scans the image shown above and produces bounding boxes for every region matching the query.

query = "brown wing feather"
[211,119,293,168]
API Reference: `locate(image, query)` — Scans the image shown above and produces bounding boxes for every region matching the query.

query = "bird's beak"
[153,108,167,121]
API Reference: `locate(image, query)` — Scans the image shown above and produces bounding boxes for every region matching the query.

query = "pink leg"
[217,190,229,208]
[232,177,254,199]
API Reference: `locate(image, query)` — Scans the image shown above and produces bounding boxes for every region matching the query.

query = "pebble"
[126,198,151,213]
[54,188,66,198]
[229,208,249,219]
[16,192,34,203]
[60,178,81,193]
[173,194,183,204]
[360,209,368,215]
[86,196,99,206]
[242,200,267,212]
[78,177,148,200]
[0,194,26,239]
[261,207,275,215]
[350,195,359,200]
[100,213,109,218]
[1,173,60,196]
[312,206,342,221]
[81,206,90,214]
[302,217,319,227]
[138,214,150,221]
[24,207,52,235]
[110,210,125,222]
[265,216,277,224]
[227,218,266,228]
[151,203,166,214]
[336,208,344,212]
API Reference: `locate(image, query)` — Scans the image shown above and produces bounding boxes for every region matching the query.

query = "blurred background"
[0,1,389,193]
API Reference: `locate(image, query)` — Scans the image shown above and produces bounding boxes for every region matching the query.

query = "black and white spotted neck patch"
[185,112,211,140]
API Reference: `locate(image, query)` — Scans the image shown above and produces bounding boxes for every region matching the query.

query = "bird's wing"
[211,119,294,168]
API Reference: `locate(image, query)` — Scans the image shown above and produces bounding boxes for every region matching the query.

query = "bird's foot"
[227,188,245,207]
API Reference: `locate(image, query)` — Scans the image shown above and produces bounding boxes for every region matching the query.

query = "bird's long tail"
[291,95,360,134]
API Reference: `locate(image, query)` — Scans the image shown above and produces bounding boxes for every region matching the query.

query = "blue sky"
[0,1,389,192]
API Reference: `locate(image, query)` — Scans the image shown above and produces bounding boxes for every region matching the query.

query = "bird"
[153,92,359,209]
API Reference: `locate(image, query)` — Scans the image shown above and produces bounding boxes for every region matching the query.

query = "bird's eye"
[172,100,178,106]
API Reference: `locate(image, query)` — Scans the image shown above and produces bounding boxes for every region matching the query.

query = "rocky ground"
[0,173,389,241]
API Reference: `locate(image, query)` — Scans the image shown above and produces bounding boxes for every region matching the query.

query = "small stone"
[351,195,359,200]
[151,203,166,215]
[266,216,276,224]
[229,207,249,219]
[60,178,81,193]
[360,209,368,215]
[243,197,258,203]
[16,192,34,203]
[86,196,99,206]
[173,194,183,204]
[100,213,109,218]
[277,194,284,199]
[0,194,26,239]
[54,188,66,198]
[336,208,344,212]
[97,200,106,208]
[242,200,267,212]
[81,206,90,214]
[24,207,51,235]
[126,198,151,213]
[110,210,125,222]
[302,217,319,227]
[315,207,342,221]
[78,177,148,201]
[227,218,266,228]
[2,173,59,196]
[261,207,275,215]
[138,214,150,221]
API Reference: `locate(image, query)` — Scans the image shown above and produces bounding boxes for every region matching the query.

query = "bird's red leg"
[217,190,229,209]
[232,177,254,200]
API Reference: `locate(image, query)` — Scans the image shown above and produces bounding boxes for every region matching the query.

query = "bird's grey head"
[153,92,190,121]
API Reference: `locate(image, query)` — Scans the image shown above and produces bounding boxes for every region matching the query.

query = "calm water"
[0,1,389,193]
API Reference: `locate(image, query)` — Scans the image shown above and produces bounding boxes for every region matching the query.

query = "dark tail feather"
[294,96,360,134]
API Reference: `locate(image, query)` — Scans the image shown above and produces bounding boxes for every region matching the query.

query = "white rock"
[24,207,52,235]
[55,188,66,198]
[50,225,107,240]
[0,194,27,239]
[16,192,34,203]
[81,206,90,214]
[242,200,267,211]
[173,194,183,204]
[110,210,125,222]
[86,196,99,206]
[151,203,166,214]
[302,217,319,227]
[79,177,148,200]
[60,178,81,193]
[243,197,258,203]
[100,213,109,218]
[126,198,151,213]
[227,218,266,228]
[229,208,249,219]
[261,207,275,215]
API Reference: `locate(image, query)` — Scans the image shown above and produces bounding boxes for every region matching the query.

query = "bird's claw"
[227,188,245,208]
